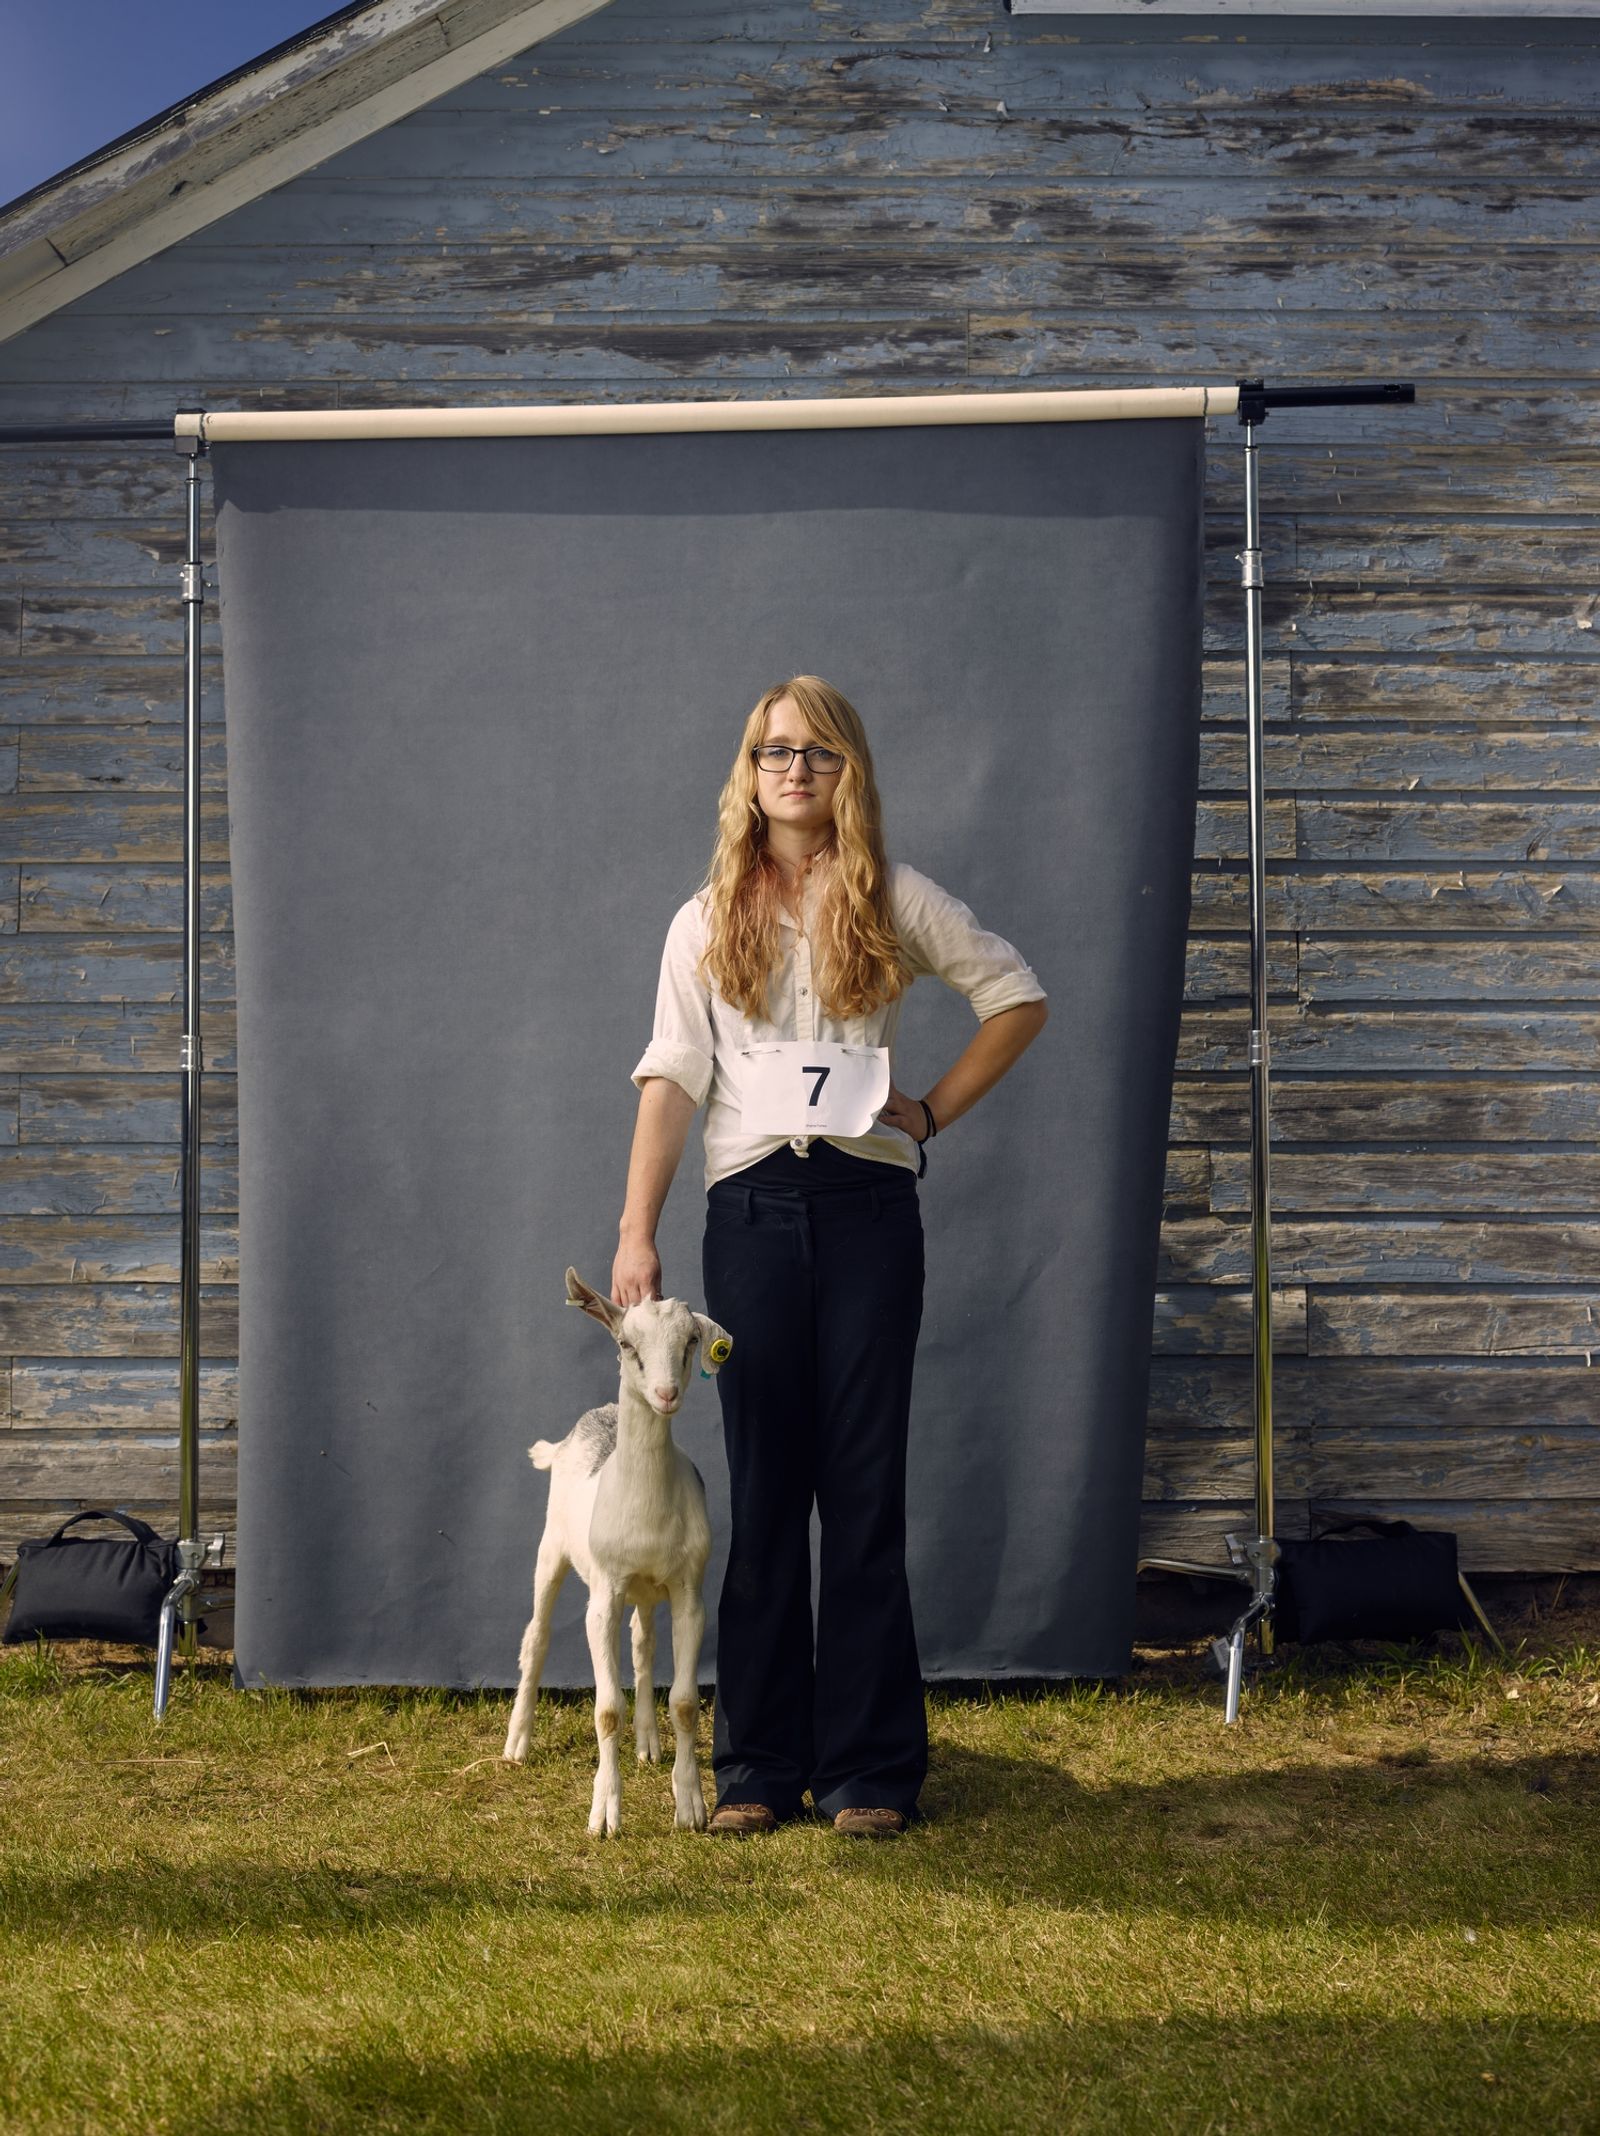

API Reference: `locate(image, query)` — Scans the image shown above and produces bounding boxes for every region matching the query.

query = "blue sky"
[0,1,342,211]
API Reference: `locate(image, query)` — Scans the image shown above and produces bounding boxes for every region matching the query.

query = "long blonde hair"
[698,676,910,1023]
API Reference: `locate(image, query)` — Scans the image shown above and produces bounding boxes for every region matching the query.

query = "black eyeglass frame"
[750,744,847,774]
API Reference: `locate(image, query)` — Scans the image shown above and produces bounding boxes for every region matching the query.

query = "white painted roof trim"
[0,0,618,350]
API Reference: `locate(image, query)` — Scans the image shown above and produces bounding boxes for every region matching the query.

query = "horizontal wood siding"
[2,0,1599,1576]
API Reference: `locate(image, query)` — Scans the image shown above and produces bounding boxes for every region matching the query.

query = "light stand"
[1137,377,1416,1722]
[152,418,230,1717]
[0,415,229,1714]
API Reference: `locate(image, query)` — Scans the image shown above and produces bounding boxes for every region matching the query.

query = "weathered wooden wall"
[2,0,1599,1576]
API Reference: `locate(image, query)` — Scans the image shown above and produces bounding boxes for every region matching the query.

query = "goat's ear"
[692,1312,733,1374]
[566,1266,625,1337]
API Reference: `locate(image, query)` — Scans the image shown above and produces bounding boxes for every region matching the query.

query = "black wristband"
[919,1097,938,1143]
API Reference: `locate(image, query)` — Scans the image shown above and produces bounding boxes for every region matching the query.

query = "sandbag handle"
[41,1509,167,1548]
[1309,1514,1420,1542]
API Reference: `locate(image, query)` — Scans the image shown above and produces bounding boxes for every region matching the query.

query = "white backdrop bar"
[178,384,1237,444]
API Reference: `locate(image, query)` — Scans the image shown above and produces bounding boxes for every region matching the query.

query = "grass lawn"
[1,1608,1597,2135]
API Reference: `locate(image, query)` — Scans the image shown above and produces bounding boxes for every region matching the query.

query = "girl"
[614,676,1048,1836]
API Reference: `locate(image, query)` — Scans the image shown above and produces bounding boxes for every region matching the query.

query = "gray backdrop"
[211,415,1204,1688]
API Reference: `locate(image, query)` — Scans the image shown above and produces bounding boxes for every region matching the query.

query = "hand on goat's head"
[565,1267,732,1418]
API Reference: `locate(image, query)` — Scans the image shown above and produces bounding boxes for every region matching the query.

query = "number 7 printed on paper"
[737,1041,892,1139]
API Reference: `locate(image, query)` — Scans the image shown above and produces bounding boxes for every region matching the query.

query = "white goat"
[502,1266,731,1836]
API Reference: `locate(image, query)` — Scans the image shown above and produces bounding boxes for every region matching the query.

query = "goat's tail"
[528,1439,557,1469]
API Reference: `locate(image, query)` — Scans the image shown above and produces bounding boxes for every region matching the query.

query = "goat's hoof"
[636,1736,662,1765]
[675,1793,709,1832]
[502,1744,528,1765]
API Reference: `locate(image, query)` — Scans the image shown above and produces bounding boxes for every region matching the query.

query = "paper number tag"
[738,1041,891,1138]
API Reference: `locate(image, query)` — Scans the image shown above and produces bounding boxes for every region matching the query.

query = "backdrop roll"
[211,412,1204,1688]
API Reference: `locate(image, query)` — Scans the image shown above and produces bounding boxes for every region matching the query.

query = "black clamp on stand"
[1135,376,1415,1722]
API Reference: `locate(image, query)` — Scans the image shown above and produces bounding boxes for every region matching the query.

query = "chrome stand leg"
[153,1591,181,1719]
[1458,1571,1507,1655]
[151,1541,206,1720]
[1143,1530,1280,1721]
[1211,1571,1275,1725]
[1222,1624,1246,1723]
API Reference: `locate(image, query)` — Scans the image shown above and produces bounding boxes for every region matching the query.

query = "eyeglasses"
[751,744,846,775]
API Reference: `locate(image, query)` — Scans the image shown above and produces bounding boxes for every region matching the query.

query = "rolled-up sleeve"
[893,863,1048,1022]
[630,896,716,1108]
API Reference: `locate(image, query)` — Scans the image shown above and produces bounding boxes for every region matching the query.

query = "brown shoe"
[708,1802,779,1835]
[833,1807,907,1839]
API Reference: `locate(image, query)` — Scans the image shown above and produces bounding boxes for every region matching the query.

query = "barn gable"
[0,0,619,346]
[2,0,1599,1590]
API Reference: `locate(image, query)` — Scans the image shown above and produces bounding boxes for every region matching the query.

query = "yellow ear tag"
[700,1335,733,1377]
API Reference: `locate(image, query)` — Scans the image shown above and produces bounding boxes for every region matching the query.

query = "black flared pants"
[701,1138,928,1820]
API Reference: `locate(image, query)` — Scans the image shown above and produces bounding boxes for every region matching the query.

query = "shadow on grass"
[0,1857,776,1939]
[920,1735,1600,1822]
[201,2015,1600,2136]
[6,1742,1597,1942]
[901,1738,1600,1924]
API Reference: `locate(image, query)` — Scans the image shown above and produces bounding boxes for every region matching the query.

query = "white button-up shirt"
[632,860,1047,1189]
